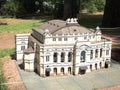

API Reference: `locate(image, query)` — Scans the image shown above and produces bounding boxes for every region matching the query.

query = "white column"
[98,49,100,58]
[65,52,68,63]
[102,48,106,57]
[92,63,96,70]
[57,52,61,63]
[101,61,104,68]
[64,67,68,75]
[50,52,53,63]
[86,65,91,73]
[57,67,61,75]
[97,62,100,69]
[93,49,95,59]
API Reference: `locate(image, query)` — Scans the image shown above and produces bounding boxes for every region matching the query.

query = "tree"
[63,0,80,20]
[1,0,26,17]
[102,0,120,27]
[80,0,105,13]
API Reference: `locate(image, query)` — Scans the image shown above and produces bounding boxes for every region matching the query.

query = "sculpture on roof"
[66,18,78,24]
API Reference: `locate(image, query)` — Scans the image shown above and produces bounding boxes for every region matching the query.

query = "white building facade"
[16,18,112,77]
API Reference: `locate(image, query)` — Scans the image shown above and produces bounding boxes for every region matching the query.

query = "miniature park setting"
[0,0,120,90]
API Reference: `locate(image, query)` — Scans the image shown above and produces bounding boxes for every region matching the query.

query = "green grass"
[0,14,103,33]
[0,48,15,89]
[0,48,15,58]
[0,19,44,33]
[0,59,7,90]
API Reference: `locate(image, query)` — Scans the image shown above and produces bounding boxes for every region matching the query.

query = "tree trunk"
[63,0,80,20]
[102,0,120,27]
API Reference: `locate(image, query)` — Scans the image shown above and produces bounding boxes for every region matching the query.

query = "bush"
[1,0,26,17]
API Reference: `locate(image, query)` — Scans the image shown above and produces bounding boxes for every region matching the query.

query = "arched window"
[80,51,86,62]
[53,52,57,62]
[61,67,64,75]
[61,52,65,62]
[68,52,72,62]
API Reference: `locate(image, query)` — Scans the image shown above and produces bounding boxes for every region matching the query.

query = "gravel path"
[2,56,26,90]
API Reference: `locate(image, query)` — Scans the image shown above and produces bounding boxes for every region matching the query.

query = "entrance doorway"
[105,62,108,68]
[90,65,92,71]
[79,69,86,75]
[45,69,50,76]
[95,63,97,70]
[68,67,71,74]
[100,62,102,68]
[61,67,64,75]
[54,68,57,75]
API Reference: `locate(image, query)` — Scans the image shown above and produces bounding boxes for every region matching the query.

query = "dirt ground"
[0,32,16,49]
[2,56,26,90]
[0,32,27,90]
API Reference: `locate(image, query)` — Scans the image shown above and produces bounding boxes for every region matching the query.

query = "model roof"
[33,19,93,35]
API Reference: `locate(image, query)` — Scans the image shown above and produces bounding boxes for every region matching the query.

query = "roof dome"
[33,19,93,35]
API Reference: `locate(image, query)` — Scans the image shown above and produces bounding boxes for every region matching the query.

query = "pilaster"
[65,52,68,63]
[57,52,61,63]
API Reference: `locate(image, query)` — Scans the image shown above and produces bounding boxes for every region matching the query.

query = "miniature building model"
[16,18,112,77]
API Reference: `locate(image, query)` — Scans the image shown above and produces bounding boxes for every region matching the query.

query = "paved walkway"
[16,60,120,90]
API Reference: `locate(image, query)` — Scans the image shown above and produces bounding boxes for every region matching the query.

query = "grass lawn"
[0,18,44,33]
[0,48,15,58]
[0,59,7,90]
[0,14,103,33]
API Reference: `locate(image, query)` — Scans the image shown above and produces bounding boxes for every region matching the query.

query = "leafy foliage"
[81,0,105,13]
[0,0,105,18]
[1,0,26,17]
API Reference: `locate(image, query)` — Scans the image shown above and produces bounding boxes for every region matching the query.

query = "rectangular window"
[46,56,49,61]
[84,36,87,40]
[53,38,56,41]
[21,46,25,50]
[90,50,93,59]
[74,37,78,40]
[106,50,109,55]
[58,37,62,41]
[64,37,68,41]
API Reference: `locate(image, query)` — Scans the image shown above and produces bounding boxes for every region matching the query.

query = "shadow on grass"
[18,14,53,22]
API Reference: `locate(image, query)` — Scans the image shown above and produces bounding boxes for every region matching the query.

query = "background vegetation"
[0,0,105,18]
